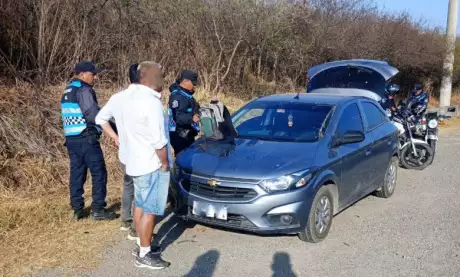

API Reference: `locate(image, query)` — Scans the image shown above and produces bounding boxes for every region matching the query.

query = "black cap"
[413,83,423,91]
[129,63,139,84]
[75,60,102,74]
[178,70,199,86]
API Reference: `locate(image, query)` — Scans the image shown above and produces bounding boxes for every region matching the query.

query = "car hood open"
[176,138,319,180]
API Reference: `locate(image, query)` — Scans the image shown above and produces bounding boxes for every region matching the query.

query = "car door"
[334,103,374,207]
[359,100,394,190]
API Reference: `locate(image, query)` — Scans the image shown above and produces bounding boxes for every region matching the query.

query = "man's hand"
[160,162,170,172]
[156,146,169,172]
[193,114,200,123]
[100,122,119,147]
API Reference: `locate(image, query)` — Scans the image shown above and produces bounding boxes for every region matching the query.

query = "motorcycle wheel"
[400,143,434,171]
[429,139,437,155]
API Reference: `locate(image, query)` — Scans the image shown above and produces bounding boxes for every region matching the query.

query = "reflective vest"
[61,80,87,137]
[168,89,200,132]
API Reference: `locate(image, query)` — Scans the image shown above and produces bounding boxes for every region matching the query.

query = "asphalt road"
[46,128,460,277]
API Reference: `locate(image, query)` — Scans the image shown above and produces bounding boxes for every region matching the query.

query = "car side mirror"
[333,130,365,147]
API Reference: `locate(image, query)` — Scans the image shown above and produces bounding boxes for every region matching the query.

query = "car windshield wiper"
[237,134,284,142]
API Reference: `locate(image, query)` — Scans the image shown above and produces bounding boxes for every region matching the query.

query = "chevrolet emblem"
[207,179,221,186]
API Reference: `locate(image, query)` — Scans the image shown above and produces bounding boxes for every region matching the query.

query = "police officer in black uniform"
[167,70,201,155]
[61,61,115,221]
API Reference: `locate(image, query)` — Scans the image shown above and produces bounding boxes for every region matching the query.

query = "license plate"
[192,201,228,220]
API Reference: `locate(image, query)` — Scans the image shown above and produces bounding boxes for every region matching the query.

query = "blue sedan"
[173,92,399,242]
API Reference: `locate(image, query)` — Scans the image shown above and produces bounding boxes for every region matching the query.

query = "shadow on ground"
[153,209,196,251]
[272,252,297,277]
[176,250,297,277]
[182,249,220,277]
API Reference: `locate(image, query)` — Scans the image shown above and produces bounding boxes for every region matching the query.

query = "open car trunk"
[306,59,399,101]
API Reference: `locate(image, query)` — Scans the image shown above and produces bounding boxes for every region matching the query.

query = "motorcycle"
[391,103,434,170]
[424,111,439,156]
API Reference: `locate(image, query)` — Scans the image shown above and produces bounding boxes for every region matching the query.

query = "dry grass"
[0,83,459,277]
[427,89,460,108]
[0,83,248,277]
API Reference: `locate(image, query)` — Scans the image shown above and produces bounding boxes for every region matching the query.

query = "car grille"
[187,207,258,231]
[181,180,258,202]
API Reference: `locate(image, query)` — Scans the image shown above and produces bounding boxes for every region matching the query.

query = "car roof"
[254,92,368,106]
[307,59,399,81]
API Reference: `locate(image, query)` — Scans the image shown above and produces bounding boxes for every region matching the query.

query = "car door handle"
[387,140,392,146]
[366,149,372,156]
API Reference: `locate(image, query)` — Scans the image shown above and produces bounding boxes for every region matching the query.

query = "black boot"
[73,210,84,221]
[91,209,116,221]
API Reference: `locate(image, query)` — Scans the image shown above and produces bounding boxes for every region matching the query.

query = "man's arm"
[414,96,429,116]
[77,86,100,125]
[148,99,169,170]
[96,96,118,145]
[156,146,169,171]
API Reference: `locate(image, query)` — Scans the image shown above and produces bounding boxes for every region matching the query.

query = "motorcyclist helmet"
[385,83,400,97]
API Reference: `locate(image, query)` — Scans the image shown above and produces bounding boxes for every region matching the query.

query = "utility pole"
[440,0,458,109]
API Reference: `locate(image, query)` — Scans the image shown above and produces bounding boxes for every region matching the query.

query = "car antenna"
[294,92,301,100]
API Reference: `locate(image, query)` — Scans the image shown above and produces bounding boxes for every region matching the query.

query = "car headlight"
[259,172,313,193]
[428,119,438,129]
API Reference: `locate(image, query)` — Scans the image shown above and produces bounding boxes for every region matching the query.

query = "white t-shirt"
[96,84,172,176]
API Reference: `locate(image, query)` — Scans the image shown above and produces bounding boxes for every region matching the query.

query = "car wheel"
[375,156,398,198]
[299,185,334,243]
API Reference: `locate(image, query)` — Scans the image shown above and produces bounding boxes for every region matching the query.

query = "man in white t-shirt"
[97,61,171,270]
[96,63,139,236]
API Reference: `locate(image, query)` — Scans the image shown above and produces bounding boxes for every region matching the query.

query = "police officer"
[167,70,201,155]
[61,60,115,221]
[406,83,429,122]
[382,91,397,118]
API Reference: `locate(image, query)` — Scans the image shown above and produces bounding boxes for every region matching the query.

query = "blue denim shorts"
[133,170,170,215]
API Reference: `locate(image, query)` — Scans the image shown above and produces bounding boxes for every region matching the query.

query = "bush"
[0,0,446,94]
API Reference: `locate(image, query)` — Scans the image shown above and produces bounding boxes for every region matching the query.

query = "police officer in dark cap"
[405,83,429,123]
[61,60,115,221]
[167,70,201,155]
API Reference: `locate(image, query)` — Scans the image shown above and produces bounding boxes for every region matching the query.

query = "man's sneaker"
[127,228,138,240]
[91,209,116,221]
[134,252,170,270]
[131,243,162,257]
[120,220,133,231]
[72,210,84,221]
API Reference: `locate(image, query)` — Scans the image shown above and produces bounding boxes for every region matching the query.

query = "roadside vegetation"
[0,0,460,276]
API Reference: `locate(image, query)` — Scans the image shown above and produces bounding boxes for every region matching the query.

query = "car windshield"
[232,101,334,142]
[307,66,387,98]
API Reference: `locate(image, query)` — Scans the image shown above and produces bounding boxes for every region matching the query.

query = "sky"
[377,0,460,34]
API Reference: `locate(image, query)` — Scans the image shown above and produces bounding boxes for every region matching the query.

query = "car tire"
[299,185,334,243]
[375,156,398,198]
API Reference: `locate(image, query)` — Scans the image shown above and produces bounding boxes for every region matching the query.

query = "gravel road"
[41,128,460,277]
